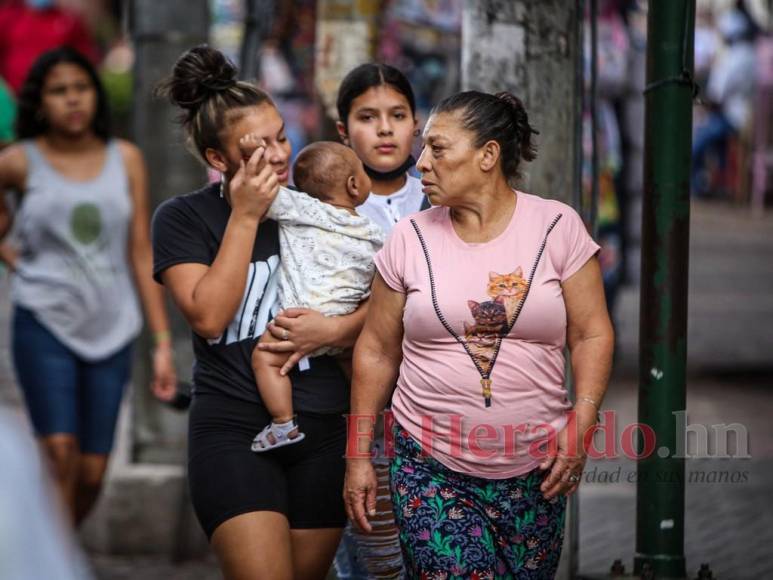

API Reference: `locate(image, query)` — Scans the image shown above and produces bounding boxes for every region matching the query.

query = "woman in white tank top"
[0,47,177,526]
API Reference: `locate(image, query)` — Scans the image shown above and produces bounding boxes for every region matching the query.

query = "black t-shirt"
[151,182,349,413]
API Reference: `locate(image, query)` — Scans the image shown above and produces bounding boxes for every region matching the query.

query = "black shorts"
[188,393,347,539]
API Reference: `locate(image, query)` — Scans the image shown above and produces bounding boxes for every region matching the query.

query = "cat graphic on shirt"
[486,267,528,321]
[463,298,507,373]
[461,267,528,373]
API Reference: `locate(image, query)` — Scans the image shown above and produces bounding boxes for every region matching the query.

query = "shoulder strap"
[21,140,43,167]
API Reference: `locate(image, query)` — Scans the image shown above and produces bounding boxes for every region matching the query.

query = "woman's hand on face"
[538,413,595,499]
[344,458,378,533]
[229,138,279,221]
[151,343,178,402]
[258,308,338,375]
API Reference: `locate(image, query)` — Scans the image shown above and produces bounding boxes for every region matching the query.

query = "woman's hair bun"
[495,91,538,163]
[158,45,238,114]
[157,45,272,161]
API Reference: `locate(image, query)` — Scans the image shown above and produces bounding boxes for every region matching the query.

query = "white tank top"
[12,140,142,361]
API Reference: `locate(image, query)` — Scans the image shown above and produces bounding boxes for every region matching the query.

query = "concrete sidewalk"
[577,372,773,579]
[577,201,773,579]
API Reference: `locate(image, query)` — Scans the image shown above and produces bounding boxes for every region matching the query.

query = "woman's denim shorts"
[12,306,132,454]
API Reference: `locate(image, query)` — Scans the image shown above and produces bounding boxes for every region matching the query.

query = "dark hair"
[336,63,416,126]
[432,91,538,184]
[15,47,110,140]
[156,45,273,160]
[293,141,352,202]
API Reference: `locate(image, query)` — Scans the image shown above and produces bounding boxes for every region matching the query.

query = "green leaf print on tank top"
[70,202,102,245]
[65,202,116,288]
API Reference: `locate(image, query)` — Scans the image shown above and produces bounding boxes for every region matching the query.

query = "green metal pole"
[636,1,695,578]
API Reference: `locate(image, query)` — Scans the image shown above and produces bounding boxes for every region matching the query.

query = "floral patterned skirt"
[389,423,566,580]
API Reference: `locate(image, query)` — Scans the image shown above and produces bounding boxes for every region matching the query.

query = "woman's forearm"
[562,333,612,458]
[186,212,260,337]
[570,332,614,412]
[351,349,400,415]
[131,243,171,339]
[330,299,369,348]
[130,232,177,400]
[349,337,402,454]
[563,258,614,415]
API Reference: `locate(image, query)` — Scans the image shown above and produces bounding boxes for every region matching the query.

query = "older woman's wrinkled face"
[416,111,481,207]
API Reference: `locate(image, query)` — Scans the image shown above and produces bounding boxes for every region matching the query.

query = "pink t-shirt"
[374,192,600,479]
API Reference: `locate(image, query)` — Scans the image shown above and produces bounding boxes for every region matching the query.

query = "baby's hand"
[239,133,266,162]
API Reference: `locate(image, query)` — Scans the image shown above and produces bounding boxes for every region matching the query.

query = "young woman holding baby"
[152,45,367,579]
[153,38,439,577]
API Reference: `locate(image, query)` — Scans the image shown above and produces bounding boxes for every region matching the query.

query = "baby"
[242,136,384,452]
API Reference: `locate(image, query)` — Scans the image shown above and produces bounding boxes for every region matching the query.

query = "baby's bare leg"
[252,329,295,424]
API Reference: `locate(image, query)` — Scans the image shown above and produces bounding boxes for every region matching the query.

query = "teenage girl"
[0,47,177,525]
[334,62,426,579]
[337,63,427,238]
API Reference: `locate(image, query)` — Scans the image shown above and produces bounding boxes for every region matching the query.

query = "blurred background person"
[0,0,98,95]
[691,5,758,198]
[694,4,721,87]
[260,0,319,163]
[620,0,648,288]
[583,0,628,318]
[0,76,15,147]
[0,46,177,526]
[376,0,463,124]
[0,409,94,579]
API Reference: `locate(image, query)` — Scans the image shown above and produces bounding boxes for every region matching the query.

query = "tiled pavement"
[1,200,771,579]
[577,201,773,579]
[577,374,773,579]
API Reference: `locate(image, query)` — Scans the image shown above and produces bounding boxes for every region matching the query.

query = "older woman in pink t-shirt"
[344,90,614,578]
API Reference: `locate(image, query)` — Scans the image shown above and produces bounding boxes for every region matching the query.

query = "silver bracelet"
[576,396,600,410]
[575,396,601,424]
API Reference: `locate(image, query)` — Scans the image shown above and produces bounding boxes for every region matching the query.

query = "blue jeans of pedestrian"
[12,306,132,454]
[691,111,735,197]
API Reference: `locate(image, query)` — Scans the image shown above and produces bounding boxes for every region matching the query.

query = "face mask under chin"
[363,155,416,182]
